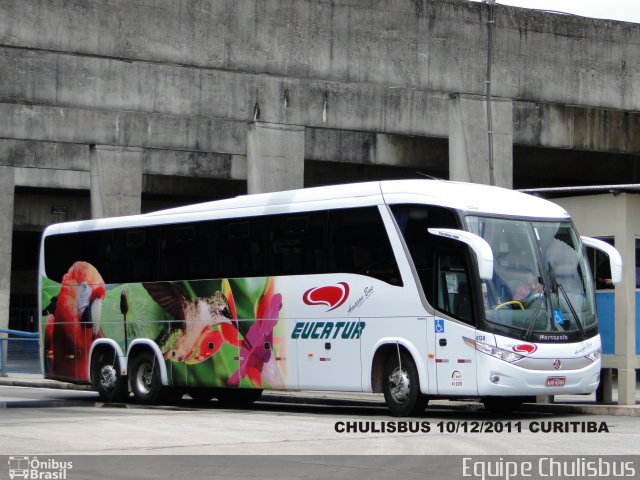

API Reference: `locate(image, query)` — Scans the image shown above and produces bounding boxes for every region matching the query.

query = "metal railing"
[0,328,39,376]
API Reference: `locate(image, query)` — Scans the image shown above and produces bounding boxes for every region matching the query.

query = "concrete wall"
[2,0,638,110]
[0,0,638,158]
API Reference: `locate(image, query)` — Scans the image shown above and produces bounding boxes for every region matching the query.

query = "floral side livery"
[42,261,286,389]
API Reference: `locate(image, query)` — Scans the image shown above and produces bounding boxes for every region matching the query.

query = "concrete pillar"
[618,368,636,404]
[247,122,304,194]
[448,94,513,188]
[596,368,613,403]
[614,203,637,405]
[0,166,15,372]
[90,145,143,218]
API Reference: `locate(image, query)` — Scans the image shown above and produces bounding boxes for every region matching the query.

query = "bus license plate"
[546,376,566,387]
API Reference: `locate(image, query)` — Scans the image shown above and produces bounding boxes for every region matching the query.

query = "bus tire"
[481,396,523,414]
[215,388,263,407]
[382,351,428,417]
[93,351,128,403]
[130,351,163,404]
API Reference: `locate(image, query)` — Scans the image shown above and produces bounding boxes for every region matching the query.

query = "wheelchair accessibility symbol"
[435,319,445,334]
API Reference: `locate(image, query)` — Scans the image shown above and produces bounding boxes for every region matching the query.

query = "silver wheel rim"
[99,364,117,392]
[388,366,411,403]
[135,362,154,395]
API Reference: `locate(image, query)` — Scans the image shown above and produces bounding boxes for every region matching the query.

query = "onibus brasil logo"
[8,456,73,480]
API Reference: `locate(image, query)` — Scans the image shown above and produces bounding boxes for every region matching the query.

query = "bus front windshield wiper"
[547,262,585,339]
[524,279,546,340]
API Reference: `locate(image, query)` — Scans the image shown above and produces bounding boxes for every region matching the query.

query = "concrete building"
[1,0,640,352]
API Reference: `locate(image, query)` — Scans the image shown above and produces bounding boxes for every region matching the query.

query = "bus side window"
[328,207,402,286]
[217,218,266,278]
[160,222,214,281]
[435,248,474,326]
[269,212,326,276]
[114,227,160,282]
[44,230,114,283]
[84,230,114,282]
[390,204,461,306]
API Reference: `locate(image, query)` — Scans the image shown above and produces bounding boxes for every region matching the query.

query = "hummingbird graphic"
[142,282,233,360]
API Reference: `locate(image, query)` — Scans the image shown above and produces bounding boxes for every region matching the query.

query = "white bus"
[39,180,621,416]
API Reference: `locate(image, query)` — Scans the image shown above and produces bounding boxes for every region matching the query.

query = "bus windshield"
[466,216,596,341]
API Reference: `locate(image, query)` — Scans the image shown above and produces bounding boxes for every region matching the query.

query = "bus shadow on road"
[98,395,565,422]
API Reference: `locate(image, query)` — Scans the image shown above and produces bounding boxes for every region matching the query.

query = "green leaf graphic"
[228,278,266,336]
[41,277,61,312]
[185,343,238,387]
[100,283,171,348]
[185,279,222,299]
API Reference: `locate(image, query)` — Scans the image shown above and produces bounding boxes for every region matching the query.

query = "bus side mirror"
[581,236,623,284]
[428,228,494,280]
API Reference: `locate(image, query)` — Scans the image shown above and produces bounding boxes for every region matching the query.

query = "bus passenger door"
[295,319,363,391]
[433,249,478,396]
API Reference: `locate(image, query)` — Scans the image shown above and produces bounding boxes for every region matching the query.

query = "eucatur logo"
[303,282,350,312]
[512,344,537,354]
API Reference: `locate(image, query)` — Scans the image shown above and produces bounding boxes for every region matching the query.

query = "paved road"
[1,385,639,456]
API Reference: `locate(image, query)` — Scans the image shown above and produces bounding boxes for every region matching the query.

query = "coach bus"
[38,180,621,416]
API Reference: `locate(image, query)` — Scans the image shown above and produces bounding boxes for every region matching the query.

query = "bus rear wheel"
[130,351,163,404]
[93,351,128,403]
[382,351,428,417]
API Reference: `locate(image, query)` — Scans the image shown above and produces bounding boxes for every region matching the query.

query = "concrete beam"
[0,48,450,138]
[0,103,246,155]
[304,160,430,187]
[514,103,640,154]
[1,0,638,111]
[1,139,248,182]
[0,139,89,171]
[514,147,640,188]
[90,146,143,218]
[13,192,90,229]
[14,167,89,190]
[305,128,448,171]
[4,50,640,155]
[448,94,513,188]
[247,122,304,194]
[143,149,247,180]
[142,176,246,201]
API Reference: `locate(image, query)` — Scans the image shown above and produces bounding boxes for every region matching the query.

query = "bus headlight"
[585,349,601,363]
[463,337,524,364]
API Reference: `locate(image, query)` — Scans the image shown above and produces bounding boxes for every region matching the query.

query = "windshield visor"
[467,217,596,339]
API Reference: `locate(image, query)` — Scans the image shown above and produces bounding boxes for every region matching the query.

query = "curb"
[1,376,638,416]
[0,377,92,391]
[520,402,640,417]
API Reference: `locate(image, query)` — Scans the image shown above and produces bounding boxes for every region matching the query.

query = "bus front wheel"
[382,351,428,417]
[130,351,163,404]
[93,351,128,403]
